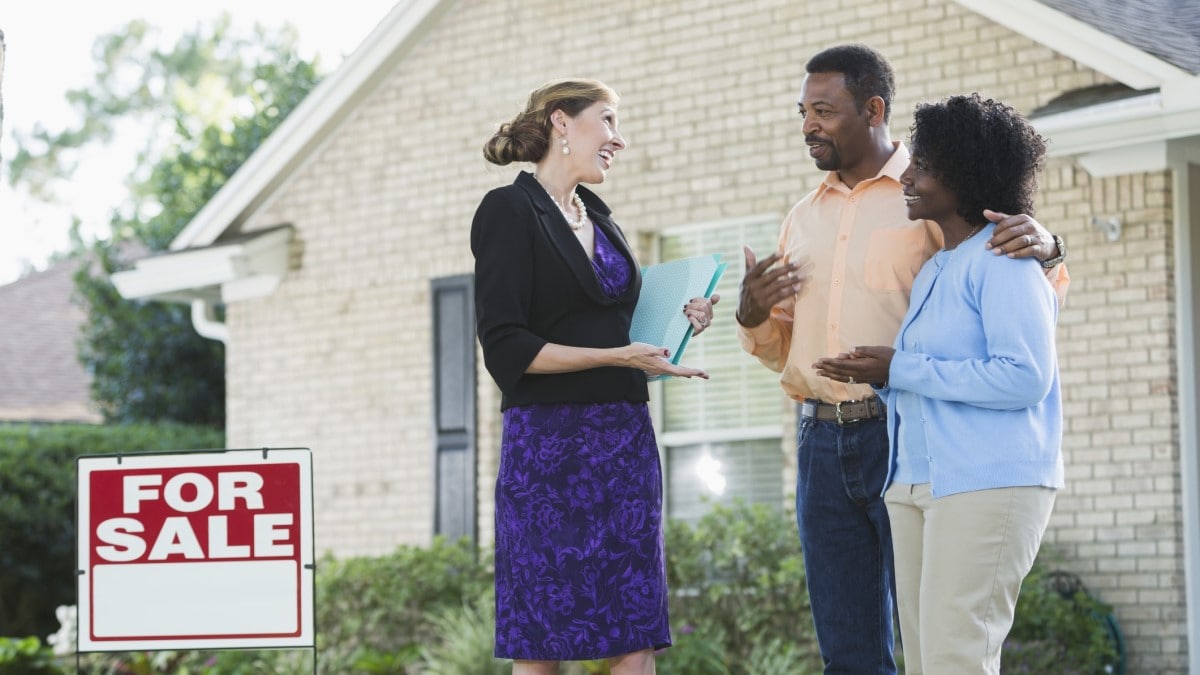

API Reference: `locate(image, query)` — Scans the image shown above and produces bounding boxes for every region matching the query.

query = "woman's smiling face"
[562,100,626,184]
[899,150,959,224]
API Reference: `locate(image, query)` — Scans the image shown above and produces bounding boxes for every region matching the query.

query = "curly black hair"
[806,44,896,123]
[909,94,1046,226]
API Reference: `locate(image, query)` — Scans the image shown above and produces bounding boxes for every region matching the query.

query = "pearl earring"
[561,138,570,155]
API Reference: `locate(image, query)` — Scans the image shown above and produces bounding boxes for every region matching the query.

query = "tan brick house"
[112,0,1200,670]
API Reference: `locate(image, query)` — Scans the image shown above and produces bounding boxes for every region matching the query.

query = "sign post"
[76,448,314,653]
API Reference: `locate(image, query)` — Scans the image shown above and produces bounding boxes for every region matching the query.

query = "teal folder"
[629,254,727,371]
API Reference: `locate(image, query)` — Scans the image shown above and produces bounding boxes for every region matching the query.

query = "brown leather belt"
[800,398,886,426]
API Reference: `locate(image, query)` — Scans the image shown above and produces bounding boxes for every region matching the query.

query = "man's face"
[797,72,874,174]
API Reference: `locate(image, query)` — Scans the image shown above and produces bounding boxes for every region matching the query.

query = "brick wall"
[218,0,1184,668]
[1041,164,1183,670]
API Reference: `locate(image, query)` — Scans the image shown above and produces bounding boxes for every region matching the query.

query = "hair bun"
[483,114,549,165]
[481,79,618,166]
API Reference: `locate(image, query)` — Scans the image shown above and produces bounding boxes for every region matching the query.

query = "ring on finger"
[848,376,856,385]
[1024,234,1033,247]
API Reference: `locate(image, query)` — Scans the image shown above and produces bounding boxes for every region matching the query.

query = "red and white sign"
[76,448,314,652]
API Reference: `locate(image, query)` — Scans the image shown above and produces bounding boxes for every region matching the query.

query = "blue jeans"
[795,411,896,674]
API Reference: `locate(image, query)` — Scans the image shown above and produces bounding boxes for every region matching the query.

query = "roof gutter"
[111,226,293,342]
[950,0,1200,175]
[1030,90,1200,176]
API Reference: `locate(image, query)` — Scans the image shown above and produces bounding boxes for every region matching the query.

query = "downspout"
[191,299,228,343]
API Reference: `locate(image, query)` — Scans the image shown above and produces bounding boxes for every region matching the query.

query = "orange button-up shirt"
[737,142,1069,404]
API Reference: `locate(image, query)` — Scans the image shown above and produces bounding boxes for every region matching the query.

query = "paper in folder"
[629,253,727,369]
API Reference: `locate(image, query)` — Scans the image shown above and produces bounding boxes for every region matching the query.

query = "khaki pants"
[885,483,1056,674]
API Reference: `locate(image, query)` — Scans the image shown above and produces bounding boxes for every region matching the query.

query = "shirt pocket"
[864,226,928,292]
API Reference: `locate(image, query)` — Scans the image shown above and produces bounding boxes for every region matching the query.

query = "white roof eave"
[112,227,293,305]
[950,0,1200,169]
[1033,89,1200,171]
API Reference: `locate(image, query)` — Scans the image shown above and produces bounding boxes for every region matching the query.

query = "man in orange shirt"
[736,44,1067,673]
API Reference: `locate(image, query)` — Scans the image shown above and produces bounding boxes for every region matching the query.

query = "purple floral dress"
[493,227,671,660]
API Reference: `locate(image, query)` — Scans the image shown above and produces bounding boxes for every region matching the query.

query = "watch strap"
[1041,234,1066,268]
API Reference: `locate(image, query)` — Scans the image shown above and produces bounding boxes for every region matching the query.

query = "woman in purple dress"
[471,79,717,674]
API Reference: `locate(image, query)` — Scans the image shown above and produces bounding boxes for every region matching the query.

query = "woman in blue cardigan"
[472,79,716,675]
[815,94,1063,673]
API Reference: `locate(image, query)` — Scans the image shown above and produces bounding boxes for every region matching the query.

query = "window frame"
[646,214,787,523]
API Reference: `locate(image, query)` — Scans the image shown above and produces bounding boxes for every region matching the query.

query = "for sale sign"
[76,448,314,652]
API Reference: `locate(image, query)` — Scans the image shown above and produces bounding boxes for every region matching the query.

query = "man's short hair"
[806,44,896,122]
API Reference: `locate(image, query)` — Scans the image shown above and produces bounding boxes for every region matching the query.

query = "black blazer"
[471,171,649,410]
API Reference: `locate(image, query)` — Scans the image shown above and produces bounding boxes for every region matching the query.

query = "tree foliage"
[0,422,224,639]
[7,16,313,207]
[7,17,320,426]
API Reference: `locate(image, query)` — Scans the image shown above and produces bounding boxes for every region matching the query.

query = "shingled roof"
[1038,0,1200,74]
[0,259,101,423]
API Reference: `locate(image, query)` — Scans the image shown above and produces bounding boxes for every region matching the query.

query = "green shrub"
[663,501,822,674]
[654,627,729,675]
[742,638,817,675]
[170,649,312,674]
[418,598,509,675]
[5,490,1122,674]
[77,646,318,674]
[71,539,488,674]
[0,637,64,674]
[313,536,491,674]
[1004,560,1122,674]
[0,422,224,638]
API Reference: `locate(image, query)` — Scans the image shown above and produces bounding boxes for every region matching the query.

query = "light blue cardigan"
[881,224,1064,498]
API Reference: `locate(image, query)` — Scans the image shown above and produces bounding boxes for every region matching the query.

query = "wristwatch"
[1041,234,1066,269]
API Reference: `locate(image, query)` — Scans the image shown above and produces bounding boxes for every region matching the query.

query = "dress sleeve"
[470,190,547,393]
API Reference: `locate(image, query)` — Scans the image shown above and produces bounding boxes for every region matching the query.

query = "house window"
[654,217,787,524]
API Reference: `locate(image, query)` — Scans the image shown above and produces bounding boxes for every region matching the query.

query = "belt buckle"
[834,400,859,426]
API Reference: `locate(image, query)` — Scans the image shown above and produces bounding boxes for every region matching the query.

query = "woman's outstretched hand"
[625,342,709,379]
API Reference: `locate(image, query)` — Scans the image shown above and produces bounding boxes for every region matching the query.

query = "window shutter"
[432,274,476,543]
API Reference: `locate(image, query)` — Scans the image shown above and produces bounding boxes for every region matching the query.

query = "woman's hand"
[813,346,894,386]
[624,342,709,379]
[527,342,707,377]
[685,294,720,335]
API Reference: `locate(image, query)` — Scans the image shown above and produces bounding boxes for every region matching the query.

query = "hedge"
[0,422,224,639]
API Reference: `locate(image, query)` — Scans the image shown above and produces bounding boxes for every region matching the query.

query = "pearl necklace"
[533,174,587,230]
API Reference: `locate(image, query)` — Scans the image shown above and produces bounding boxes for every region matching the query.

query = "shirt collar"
[815,141,908,196]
